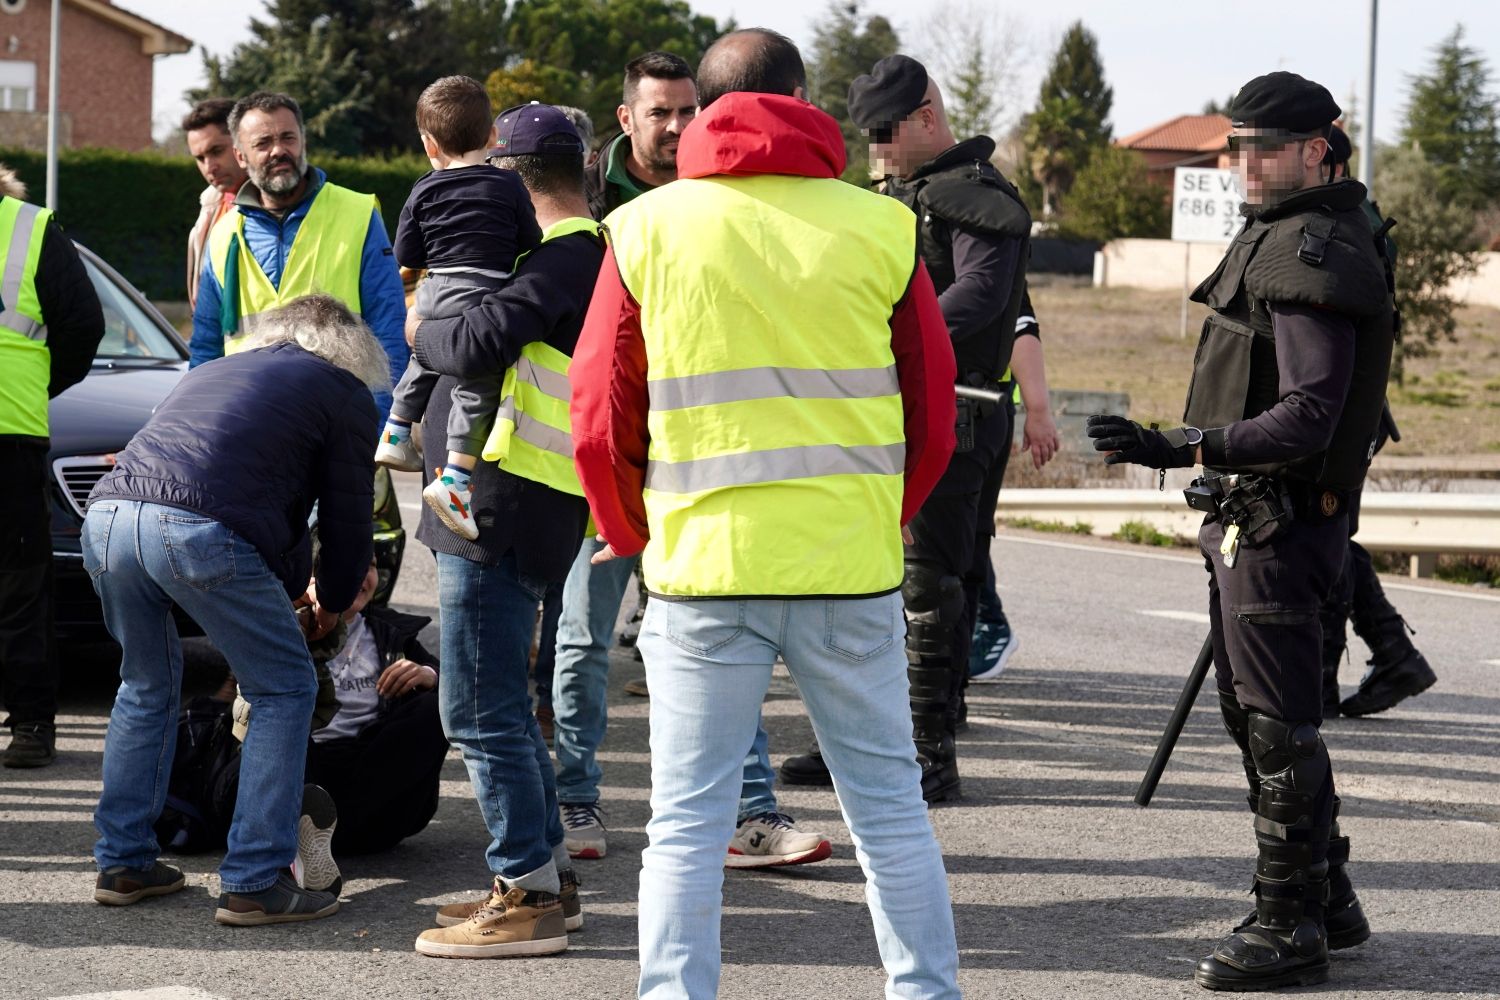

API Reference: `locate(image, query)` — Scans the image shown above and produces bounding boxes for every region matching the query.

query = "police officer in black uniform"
[1088,73,1389,990]
[1318,126,1438,718]
[780,54,1030,802]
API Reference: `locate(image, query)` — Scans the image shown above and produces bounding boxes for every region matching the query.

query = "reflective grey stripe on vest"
[0,202,45,340]
[649,364,898,411]
[496,396,574,459]
[517,355,571,401]
[645,442,905,494]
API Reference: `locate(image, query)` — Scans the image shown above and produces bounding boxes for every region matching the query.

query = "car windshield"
[82,256,183,361]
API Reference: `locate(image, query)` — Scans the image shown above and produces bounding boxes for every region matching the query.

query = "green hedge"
[0,147,427,301]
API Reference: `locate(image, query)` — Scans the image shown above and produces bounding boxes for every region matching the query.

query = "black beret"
[1230,71,1340,132]
[848,54,929,131]
[1323,124,1352,165]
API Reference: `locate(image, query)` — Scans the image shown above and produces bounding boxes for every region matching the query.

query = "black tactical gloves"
[1087,414,1200,469]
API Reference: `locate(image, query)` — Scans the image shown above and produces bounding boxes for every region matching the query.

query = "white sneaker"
[374,429,424,472]
[293,783,341,895]
[725,812,832,869]
[562,802,607,860]
[422,474,479,540]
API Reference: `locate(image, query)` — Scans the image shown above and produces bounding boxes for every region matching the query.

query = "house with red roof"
[1115,113,1231,190]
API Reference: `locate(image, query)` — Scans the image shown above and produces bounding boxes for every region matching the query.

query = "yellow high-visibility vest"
[207,180,375,354]
[607,173,918,597]
[480,217,601,497]
[0,196,52,438]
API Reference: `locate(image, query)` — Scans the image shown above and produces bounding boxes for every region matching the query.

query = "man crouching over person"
[84,293,385,926]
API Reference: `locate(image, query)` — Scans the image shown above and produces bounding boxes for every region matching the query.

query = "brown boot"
[416,879,568,958]
[434,868,582,931]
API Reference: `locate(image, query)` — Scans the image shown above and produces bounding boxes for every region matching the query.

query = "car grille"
[52,456,116,519]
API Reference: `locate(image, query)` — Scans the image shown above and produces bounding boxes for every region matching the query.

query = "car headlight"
[372,466,391,514]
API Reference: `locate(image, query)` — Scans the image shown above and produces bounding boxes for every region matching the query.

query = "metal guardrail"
[995,489,1500,578]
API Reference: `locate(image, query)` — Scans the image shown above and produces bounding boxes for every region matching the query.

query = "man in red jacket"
[570,27,962,1000]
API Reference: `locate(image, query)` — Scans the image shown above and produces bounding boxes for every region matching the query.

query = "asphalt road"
[3,471,1497,999]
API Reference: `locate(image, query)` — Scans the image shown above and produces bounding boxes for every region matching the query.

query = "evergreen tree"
[1022,21,1112,215]
[807,1,900,183]
[501,0,724,136]
[196,0,492,156]
[1401,25,1500,204]
[1377,143,1482,385]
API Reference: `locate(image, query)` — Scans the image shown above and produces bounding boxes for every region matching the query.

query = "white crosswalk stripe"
[49,988,229,1000]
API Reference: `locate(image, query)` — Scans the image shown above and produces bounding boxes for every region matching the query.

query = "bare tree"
[912,2,1033,139]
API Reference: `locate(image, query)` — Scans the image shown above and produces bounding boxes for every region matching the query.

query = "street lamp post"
[44,0,60,210]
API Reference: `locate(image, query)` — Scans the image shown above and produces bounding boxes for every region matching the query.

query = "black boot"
[1196,715,1333,992]
[1340,636,1436,717]
[1233,800,1369,951]
[1218,694,1260,811]
[911,692,961,802]
[779,741,833,787]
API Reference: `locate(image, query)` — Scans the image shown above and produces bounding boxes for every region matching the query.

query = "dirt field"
[1031,280,1500,457]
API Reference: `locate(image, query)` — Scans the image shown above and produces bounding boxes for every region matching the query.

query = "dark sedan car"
[48,245,406,640]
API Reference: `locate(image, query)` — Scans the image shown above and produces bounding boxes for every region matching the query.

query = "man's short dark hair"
[489,152,586,200]
[182,98,237,135]
[696,28,806,110]
[416,75,494,155]
[623,51,695,105]
[228,92,304,143]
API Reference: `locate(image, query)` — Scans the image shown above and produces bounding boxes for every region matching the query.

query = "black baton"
[1134,634,1215,807]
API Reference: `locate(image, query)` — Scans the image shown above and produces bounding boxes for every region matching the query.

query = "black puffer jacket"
[90,342,377,612]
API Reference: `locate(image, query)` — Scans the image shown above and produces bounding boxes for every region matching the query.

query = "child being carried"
[376,75,542,541]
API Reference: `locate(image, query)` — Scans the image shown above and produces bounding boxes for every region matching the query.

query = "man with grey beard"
[189,91,408,422]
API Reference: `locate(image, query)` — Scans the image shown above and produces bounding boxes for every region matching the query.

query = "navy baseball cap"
[489,102,584,157]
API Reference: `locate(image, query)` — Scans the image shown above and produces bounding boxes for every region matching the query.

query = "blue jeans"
[84,500,317,894]
[636,593,960,1000]
[551,537,777,820]
[436,551,563,892]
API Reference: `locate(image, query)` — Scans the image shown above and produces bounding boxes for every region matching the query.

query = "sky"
[127,0,1500,146]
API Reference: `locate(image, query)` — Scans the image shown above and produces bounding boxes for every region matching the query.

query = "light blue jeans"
[551,537,778,820]
[84,500,317,894]
[636,593,960,1000]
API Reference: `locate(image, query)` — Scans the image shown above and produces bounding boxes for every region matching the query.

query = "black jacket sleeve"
[1202,304,1355,466]
[34,219,105,397]
[938,226,1022,344]
[393,193,426,271]
[413,234,601,380]
[313,384,378,614]
[402,632,440,670]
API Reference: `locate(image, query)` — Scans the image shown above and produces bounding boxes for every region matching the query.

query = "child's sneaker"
[423,473,479,541]
[375,424,424,472]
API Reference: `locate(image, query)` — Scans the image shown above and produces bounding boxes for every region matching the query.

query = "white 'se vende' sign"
[1171,167,1242,243]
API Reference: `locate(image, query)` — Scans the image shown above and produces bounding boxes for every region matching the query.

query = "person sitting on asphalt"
[83,293,386,927]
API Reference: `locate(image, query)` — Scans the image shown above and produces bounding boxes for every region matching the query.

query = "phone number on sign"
[1177,197,1243,238]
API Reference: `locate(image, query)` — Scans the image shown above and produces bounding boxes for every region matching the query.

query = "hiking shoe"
[623,676,649,697]
[215,869,339,925]
[779,743,833,787]
[434,868,583,932]
[1340,648,1437,717]
[3,721,56,768]
[726,812,832,869]
[374,430,424,472]
[94,861,185,905]
[969,615,1018,682]
[562,802,607,860]
[423,474,479,541]
[416,879,568,958]
[293,784,341,896]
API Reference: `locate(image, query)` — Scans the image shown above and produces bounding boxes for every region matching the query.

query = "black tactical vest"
[885,136,1031,381]
[1184,180,1394,491]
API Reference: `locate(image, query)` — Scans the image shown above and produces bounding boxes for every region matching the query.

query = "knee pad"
[902,564,964,659]
[1249,713,1331,838]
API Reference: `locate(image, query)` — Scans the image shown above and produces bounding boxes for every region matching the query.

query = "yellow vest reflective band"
[0,197,52,437]
[607,174,917,598]
[479,217,600,496]
[207,181,375,354]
